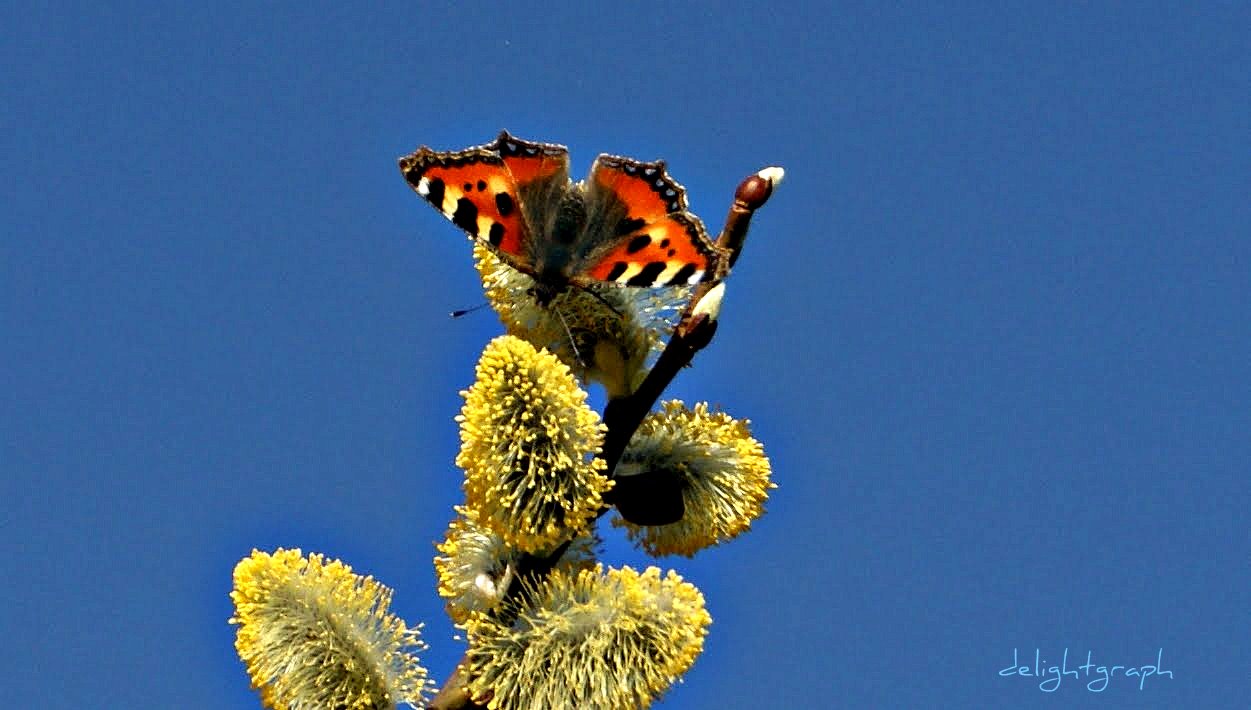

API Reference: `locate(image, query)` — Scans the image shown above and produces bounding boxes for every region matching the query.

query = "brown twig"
[606,167,781,525]
[428,167,782,710]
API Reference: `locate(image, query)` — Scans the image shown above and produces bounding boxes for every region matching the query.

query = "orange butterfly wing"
[399,143,529,260]
[581,156,725,287]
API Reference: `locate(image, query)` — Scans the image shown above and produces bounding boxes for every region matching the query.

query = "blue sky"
[4,3,1248,708]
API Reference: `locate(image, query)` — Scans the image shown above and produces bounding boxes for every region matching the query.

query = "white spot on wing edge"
[416,177,430,196]
[686,268,705,285]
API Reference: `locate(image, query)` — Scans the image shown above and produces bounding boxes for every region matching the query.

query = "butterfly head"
[529,278,567,308]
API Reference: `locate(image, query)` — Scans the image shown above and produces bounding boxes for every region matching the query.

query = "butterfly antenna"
[450,302,490,318]
[553,305,585,367]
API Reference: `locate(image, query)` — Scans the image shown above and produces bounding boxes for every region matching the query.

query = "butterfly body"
[400,132,727,305]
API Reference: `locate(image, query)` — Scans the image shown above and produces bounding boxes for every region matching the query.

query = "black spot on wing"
[452,198,479,235]
[669,263,697,285]
[615,216,646,236]
[626,261,668,287]
[488,222,505,247]
[495,192,515,217]
[605,262,629,281]
[476,180,487,191]
[626,235,651,254]
[424,178,445,209]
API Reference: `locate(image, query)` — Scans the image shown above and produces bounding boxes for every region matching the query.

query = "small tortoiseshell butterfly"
[399,131,727,305]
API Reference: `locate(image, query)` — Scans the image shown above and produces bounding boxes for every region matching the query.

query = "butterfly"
[398,131,727,306]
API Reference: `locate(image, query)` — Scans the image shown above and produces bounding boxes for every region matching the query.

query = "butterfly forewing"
[399,144,531,262]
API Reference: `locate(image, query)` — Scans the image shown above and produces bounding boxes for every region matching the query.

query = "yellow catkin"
[229,548,430,709]
[614,401,774,556]
[456,335,612,552]
[465,565,711,710]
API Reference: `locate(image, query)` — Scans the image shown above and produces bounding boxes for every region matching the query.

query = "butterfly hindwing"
[399,143,530,261]
[578,155,725,288]
[586,212,716,286]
